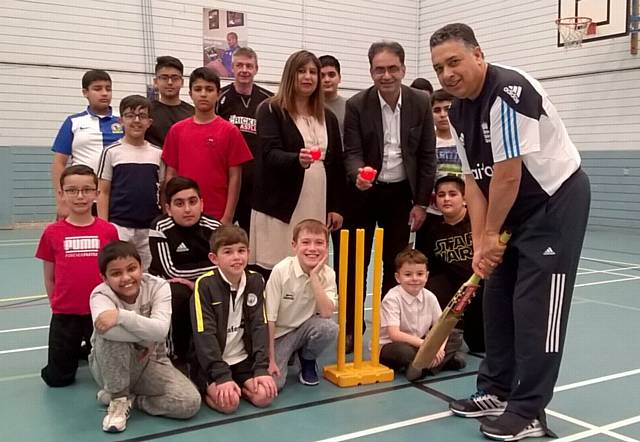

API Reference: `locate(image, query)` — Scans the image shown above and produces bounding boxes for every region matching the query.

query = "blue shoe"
[298,355,319,386]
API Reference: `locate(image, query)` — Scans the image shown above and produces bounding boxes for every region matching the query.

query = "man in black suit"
[343,41,437,350]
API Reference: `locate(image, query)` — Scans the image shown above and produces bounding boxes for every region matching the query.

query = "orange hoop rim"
[555,16,593,27]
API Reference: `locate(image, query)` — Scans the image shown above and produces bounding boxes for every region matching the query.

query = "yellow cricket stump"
[324,227,394,387]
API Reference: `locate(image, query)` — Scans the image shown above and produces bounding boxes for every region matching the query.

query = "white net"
[556,17,592,48]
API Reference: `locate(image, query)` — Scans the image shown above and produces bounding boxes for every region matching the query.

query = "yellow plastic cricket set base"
[324,361,394,387]
[323,228,394,387]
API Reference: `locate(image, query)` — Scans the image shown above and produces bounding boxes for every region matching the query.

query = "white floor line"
[601,415,640,433]
[0,345,48,355]
[311,368,640,442]
[554,368,640,392]
[575,276,640,288]
[581,256,640,268]
[574,297,640,313]
[570,299,589,305]
[0,242,38,247]
[0,325,48,334]
[578,266,640,276]
[583,269,640,279]
[0,372,42,383]
[314,410,452,442]
[547,408,600,431]
[0,294,47,303]
[549,409,640,442]
[314,399,638,442]
[592,271,640,279]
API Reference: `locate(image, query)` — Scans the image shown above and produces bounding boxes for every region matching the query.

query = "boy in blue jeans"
[97,95,164,271]
[36,165,119,387]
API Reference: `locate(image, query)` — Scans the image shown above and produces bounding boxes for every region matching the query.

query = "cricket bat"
[407,231,511,377]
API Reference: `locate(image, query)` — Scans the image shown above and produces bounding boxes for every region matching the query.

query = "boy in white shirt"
[379,249,464,381]
[266,219,339,389]
[89,240,200,433]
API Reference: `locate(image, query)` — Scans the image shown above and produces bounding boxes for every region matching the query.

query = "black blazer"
[252,101,345,223]
[343,84,437,206]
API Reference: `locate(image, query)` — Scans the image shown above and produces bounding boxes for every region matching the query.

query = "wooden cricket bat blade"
[408,231,511,376]
[412,277,480,370]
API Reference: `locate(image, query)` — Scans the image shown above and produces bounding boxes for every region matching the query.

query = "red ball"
[310,148,321,161]
[359,166,376,181]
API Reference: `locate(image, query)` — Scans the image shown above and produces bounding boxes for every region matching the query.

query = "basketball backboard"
[557,0,630,46]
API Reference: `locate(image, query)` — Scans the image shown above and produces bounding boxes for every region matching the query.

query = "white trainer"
[102,397,133,433]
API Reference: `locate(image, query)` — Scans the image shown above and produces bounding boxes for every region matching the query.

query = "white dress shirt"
[377,91,406,183]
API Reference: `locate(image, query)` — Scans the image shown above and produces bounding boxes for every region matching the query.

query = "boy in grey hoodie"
[89,240,201,433]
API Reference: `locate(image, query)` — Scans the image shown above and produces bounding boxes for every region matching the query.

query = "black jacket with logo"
[190,269,268,386]
[148,213,220,281]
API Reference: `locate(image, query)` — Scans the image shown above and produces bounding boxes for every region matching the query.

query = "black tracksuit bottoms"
[477,169,590,421]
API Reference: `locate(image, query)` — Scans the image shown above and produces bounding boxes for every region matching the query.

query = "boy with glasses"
[146,56,194,148]
[36,165,119,387]
[97,95,164,271]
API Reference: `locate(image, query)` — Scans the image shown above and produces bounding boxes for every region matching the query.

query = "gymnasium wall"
[418,0,640,230]
[0,0,421,227]
[0,0,638,229]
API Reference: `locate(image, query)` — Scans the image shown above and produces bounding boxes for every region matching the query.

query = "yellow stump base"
[323,361,394,387]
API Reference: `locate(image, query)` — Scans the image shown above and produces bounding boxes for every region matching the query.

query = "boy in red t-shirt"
[36,165,119,387]
[162,67,253,224]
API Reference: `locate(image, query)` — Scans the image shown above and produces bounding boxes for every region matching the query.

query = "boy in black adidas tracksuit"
[430,24,590,441]
[149,177,221,367]
[190,225,276,413]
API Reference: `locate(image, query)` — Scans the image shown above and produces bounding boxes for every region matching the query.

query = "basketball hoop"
[556,16,593,48]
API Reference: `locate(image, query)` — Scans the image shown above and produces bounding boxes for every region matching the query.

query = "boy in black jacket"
[190,226,277,414]
[149,176,221,368]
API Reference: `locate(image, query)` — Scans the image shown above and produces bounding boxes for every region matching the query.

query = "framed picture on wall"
[227,11,244,27]
[208,9,219,30]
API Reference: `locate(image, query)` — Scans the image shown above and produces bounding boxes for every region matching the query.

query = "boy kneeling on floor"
[190,226,277,414]
[89,240,201,433]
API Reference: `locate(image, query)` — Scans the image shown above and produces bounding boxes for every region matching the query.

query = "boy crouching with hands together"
[266,219,339,390]
[190,226,277,414]
[89,240,200,433]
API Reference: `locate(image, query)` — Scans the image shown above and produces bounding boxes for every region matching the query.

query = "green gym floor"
[1,227,639,441]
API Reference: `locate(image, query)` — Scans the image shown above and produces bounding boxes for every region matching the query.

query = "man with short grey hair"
[217,47,273,235]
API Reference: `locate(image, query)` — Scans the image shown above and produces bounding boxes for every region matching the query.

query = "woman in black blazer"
[249,50,345,275]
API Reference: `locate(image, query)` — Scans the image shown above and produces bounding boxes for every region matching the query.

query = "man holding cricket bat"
[429,23,591,441]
